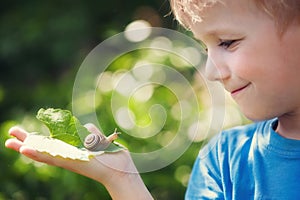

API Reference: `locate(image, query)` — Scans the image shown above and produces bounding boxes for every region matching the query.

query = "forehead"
[187,0,263,39]
[174,0,253,24]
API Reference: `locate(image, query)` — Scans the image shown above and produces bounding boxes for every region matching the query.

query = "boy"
[6,0,300,199]
[171,0,300,199]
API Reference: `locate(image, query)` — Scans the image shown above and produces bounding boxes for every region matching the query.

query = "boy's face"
[190,0,300,121]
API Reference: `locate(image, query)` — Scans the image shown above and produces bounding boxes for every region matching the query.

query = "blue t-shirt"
[185,119,300,199]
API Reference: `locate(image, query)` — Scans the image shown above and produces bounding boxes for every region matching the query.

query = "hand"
[5,125,153,200]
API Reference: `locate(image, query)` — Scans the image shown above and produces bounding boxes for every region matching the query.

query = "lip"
[230,83,250,96]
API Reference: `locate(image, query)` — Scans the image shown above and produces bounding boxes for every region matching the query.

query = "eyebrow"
[195,27,242,41]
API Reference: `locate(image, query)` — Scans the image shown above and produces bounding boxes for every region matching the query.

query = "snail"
[84,128,120,151]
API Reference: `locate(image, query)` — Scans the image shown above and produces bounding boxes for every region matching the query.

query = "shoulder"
[186,120,274,198]
[199,120,270,159]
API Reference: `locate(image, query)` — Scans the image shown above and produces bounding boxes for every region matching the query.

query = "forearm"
[90,151,153,200]
[104,172,153,200]
[6,127,152,199]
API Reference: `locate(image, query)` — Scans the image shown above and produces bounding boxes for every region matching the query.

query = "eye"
[218,39,239,50]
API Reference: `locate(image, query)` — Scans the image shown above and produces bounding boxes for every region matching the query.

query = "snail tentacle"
[107,129,120,142]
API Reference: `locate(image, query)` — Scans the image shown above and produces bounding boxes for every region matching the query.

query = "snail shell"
[84,129,119,151]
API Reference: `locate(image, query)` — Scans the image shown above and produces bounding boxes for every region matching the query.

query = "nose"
[204,55,230,82]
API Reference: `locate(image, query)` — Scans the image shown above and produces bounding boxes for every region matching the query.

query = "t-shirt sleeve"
[185,135,225,200]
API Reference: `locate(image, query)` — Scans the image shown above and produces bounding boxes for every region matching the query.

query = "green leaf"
[104,142,125,153]
[35,108,125,154]
[24,134,100,161]
[36,108,90,148]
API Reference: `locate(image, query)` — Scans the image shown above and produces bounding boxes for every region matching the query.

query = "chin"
[243,111,276,123]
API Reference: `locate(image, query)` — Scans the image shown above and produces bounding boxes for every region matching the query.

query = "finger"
[8,126,28,142]
[84,123,103,135]
[5,138,58,166]
[19,146,56,165]
[19,146,84,170]
[5,138,24,152]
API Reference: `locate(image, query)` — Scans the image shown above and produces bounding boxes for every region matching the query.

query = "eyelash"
[198,39,240,54]
[218,40,237,49]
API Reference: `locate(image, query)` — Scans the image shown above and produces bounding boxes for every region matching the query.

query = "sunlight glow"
[116,107,135,130]
[132,84,154,102]
[124,20,152,42]
[97,72,113,93]
[132,62,154,81]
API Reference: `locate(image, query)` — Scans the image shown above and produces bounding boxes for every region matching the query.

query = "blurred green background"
[0,0,248,199]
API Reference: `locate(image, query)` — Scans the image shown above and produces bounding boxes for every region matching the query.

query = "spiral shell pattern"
[84,133,110,151]
[72,28,225,172]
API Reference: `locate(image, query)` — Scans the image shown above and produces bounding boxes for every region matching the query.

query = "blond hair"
[170,0,300,33]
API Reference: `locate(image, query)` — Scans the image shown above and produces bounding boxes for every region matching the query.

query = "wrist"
[104,170,153,200]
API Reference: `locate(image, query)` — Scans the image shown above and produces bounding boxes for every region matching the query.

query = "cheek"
[230,40,285,81]
[227,52,259,78]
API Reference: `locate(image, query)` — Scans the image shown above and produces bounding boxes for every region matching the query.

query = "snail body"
[84,129,119,151]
